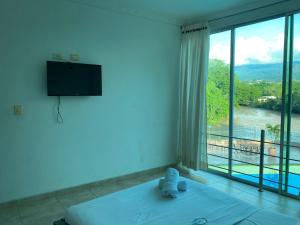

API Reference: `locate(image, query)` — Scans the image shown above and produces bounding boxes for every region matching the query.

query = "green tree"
[266,124,280,143]
[208,59,230,95]
[207,80,229,125]
[207,60,230,125]
[236,81,262,106]
[207,59,300,128]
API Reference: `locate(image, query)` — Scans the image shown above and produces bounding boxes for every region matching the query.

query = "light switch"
[14,105,23,116]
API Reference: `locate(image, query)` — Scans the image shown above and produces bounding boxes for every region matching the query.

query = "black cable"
[57,96,63,124]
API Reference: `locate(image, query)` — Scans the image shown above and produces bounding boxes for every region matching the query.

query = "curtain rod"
[181,0,288,34]
[181,26,207,34]
[208,0,288,23]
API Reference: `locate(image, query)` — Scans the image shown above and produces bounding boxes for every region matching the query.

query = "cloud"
[293,36,300,61]
[294,51,300,61]
[294,37,300,52]
[210,32,300,65]
[244,58,262,64]
[235,36,271,65]
[209,42,230,64]
[235,33,286,65]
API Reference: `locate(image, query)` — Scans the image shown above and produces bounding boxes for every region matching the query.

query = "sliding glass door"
[207,31,231,174]
[232,18,285,186]
[206,12,300,199]
[287,13,300,196]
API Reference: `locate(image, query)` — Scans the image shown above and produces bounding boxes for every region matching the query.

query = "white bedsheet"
[65,178,299,225]
[238,209,300,225]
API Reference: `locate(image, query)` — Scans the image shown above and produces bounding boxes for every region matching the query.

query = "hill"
[235,61,300,81]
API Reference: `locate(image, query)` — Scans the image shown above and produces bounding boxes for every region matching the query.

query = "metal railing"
[207,130,300,200]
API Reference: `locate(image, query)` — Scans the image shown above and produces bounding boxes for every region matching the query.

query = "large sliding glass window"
[207,31,231,174]
[207,13,300,199]
[288,13,300,196]
[232,18,285,186]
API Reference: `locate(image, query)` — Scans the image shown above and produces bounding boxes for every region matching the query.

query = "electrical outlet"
[52,53,64,60]
[70,54,80,61]
[14,105,23,116]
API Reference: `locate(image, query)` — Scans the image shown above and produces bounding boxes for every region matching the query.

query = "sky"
[209,14,300,65]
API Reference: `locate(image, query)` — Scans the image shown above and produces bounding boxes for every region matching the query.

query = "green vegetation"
[207,59,300,125]
[207,60,229,125]
[266,124,280,142]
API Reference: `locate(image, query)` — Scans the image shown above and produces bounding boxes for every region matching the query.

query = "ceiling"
[68,0,288,25]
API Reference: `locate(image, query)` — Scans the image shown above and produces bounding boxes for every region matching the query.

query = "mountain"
[235,61,300,81]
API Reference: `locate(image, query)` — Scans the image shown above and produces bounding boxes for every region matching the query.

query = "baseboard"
[0,164,175,207]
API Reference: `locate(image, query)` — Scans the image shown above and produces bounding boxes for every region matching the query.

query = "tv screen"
[47,61,102,96]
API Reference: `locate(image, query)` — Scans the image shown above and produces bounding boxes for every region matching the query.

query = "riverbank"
[209,106,300,144]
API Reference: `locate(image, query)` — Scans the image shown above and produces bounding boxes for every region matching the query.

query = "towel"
[177,181,187,192]
[158,179,164,190]
[165,168,179,181]
[161,168,179,198]
[161,181,178,198]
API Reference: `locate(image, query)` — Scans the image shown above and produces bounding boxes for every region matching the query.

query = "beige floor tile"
[192,170,300,219]
[193,170,224,182]
[2,222,22,225]
[136,173,163,183]
[269,204,300,218]
[21,211,64,225]
[18,196,65,221]
[89,182,124,197]
[0,205,20,225]
[56,189,96,208]
[117,178,143,189]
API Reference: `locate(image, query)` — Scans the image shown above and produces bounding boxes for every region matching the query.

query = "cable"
[57,96,63,124]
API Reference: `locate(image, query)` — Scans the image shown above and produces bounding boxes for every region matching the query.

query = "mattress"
[65,177,299,225]
[239,210,300,225]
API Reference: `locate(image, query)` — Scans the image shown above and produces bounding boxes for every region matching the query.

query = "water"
[209,106,300,141]
[208,106,300,196]
[208,106,300,161]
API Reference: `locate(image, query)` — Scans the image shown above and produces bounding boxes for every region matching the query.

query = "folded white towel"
[162,181,178,198]
[160,168,180,198]
[177,181,187,192]
[165,168,179,182]
[158,178,164,190]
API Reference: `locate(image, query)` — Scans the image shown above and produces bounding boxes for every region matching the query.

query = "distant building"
[258,96,277,102]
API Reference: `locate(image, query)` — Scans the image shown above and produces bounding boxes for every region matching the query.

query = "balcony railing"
[207,130,300,200]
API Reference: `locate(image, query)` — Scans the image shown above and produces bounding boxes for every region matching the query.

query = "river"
[209,106,300,142]
[208,106,300,161]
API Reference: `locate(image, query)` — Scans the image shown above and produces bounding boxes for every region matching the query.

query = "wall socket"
[52,53,64,60]
[14,105,23,116]
[70,54,80,61]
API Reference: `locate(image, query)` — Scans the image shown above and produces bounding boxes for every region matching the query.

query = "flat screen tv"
[47,61,102,96]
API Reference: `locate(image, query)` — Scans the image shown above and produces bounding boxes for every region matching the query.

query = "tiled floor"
[192,170,300,219]
[1,169,299,225]
[0,171,165,225]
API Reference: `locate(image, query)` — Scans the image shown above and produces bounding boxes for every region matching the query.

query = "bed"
[56,177,299,225]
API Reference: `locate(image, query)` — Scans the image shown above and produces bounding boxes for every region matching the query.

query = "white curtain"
[177,24,210,170]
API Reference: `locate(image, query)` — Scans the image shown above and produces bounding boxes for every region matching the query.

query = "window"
[207,13,300,199]
[233,18,285,186]
[207,31,231,174]
[288,13,300,195]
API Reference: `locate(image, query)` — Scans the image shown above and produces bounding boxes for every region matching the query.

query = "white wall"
[0,0,181,203]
